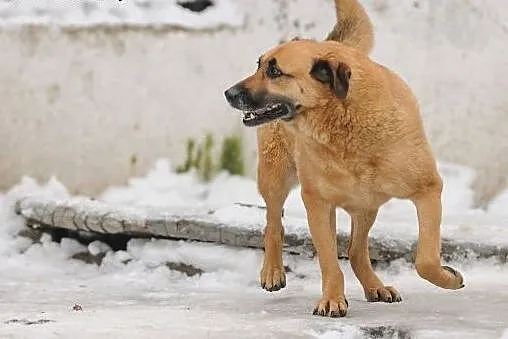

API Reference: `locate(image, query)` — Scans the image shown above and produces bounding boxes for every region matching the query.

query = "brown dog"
[224,0,464,317]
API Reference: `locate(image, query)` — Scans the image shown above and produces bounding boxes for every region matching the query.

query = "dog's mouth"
[242,103,295,127]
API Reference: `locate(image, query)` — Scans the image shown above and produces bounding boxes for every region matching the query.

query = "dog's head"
[224,39,352,127]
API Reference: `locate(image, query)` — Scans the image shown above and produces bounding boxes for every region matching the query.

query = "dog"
[224,0,464,317]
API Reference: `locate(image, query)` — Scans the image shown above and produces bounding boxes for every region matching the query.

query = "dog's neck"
[283,100,423,157]
[285,101,358,150]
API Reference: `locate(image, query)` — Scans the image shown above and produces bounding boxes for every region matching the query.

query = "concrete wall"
[1,0,506,206]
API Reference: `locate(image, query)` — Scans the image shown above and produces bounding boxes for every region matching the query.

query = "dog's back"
[326,0,374,54]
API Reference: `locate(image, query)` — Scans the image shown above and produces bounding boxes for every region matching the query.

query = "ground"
[0,160,507,338]
[0,240,507,338]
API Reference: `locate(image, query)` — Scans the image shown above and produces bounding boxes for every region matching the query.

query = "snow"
[0,0,244,29]
[1,159,508,338]
[99,159,508,246]
[1,237,507,338]
[0,176,69,257]
[88,240,112,256]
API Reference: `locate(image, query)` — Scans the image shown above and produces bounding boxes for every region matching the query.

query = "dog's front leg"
[259,199,287,292]
[302,188,348,317]
[257,141,296,292]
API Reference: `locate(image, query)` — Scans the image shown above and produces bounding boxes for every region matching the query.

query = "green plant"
[220,135,245,176]
[200,134,214,182]
[176,138,196,174]
[176,133,245,181]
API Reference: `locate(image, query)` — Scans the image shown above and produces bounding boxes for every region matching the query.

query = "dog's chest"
[294,142,387,210]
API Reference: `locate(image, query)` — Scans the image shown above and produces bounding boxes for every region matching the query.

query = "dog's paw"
[364,286,402,303]
[260,265,286,292]
[416,264,465,290]
[442,265,465,289]
[312,296,348,318]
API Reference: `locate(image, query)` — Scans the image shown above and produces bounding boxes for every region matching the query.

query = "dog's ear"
[310,60,351,99]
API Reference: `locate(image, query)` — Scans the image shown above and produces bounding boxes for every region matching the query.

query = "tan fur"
[232,0,464,318]
[326,0,374,54]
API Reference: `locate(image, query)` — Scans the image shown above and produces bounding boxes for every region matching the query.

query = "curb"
[14,196,508,263]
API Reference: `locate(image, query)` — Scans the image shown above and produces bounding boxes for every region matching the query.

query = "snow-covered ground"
[1,240,508,338]
[100,159,508,246]
[0,0,244,28]
[1,159,507,338]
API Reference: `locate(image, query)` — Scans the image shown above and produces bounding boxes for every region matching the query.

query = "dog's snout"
[224,86,241,102]
[224,85,251,109]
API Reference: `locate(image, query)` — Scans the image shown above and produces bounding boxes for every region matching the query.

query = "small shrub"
[176,139,196,174]
[200,134,214,182]
[176,133,245,181]
[220,135,245,176]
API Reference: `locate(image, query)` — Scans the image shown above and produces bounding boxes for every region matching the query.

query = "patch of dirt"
[166,262,204,277]
[360,325,412,339]
[4,319,55,326]
[71,252,106,266]
[177,0,214,13]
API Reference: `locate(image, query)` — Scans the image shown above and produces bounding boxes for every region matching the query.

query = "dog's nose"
[224,86,242,103]
[224,85,250,108]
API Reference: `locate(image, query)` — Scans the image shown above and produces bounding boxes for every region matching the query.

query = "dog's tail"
[325,0,374,54]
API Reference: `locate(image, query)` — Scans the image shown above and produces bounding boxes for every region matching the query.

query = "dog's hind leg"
[412,184,465,290]
[257,125,297,292]
[348,209,402,303]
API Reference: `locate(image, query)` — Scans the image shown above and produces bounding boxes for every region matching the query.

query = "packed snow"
[0,0,244,29]
[1,159,507,338]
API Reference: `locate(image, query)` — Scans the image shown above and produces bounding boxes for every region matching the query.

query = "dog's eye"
[266,64,283,79]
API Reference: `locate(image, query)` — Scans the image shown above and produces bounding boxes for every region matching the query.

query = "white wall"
[0,0,506,206]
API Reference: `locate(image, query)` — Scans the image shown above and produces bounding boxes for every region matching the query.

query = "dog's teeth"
[243,112,256,120]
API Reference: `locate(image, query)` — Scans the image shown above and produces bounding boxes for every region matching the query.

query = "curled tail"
[325,0,374,54]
